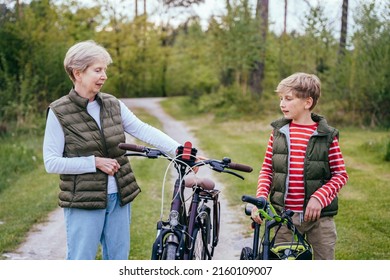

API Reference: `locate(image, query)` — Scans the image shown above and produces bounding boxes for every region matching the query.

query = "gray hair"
[64,40,113,82]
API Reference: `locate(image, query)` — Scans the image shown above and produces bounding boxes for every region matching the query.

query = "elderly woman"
[43,40,181,260]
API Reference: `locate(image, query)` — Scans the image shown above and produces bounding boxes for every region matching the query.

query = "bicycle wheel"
[240,247,254,260]
[190,210,211,260]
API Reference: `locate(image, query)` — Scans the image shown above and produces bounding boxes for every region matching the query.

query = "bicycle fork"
[151,177,187,260]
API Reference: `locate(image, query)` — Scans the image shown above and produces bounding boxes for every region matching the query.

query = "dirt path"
[4,97,250,260]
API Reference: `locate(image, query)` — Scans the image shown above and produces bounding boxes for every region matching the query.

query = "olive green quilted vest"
[49,89,140,209]
[270,114,339,217]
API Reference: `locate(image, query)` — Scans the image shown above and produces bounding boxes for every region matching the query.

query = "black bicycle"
[240,195,313,260]
[119,141,253,260]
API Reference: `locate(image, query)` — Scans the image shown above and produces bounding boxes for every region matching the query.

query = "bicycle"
[240,195,313,260]
[118,141,253,260]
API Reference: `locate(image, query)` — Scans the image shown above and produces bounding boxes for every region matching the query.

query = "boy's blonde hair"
[276,72,321,110]
[64,40,113,83]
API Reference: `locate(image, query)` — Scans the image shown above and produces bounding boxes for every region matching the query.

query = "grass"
[0,129,59,258]
[1,97,389,260]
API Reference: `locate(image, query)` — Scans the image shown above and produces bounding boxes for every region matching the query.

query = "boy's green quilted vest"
[270,114,339,217]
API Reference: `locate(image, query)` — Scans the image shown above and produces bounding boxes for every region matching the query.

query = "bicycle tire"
[240,247,254,260]
[189,210,211,260]
[164,243,177,260]
[213,200,221,247]
[161,233,179,260]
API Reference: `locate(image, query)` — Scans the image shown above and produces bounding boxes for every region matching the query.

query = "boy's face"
[278,91,312,122]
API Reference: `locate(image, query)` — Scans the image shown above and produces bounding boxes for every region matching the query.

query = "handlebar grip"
[118,143,146,152]
[241,195,267,209]
[227,162,253,173]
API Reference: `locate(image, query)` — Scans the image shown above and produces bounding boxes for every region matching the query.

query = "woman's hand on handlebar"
[251,206,263,224]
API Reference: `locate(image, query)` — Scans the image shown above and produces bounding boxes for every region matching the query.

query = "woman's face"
[74,60,108,100]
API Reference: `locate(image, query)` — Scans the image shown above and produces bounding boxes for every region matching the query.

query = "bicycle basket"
[269,242,313,260]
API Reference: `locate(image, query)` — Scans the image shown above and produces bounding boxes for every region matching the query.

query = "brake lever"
[146,150,164,159]
[221,169,244,180]
[125,152,148,157]
[125,149,163,159]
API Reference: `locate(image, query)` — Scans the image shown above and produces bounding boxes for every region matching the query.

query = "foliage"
[0,0,389,131]
[166,19,219,98]
[348,1,390,127]
[209,0,265,93]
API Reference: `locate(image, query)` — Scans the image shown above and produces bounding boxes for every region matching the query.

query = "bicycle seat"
[185,176,215,190]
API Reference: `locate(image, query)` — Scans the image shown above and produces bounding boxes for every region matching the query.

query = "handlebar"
[118,142,253,179]
[118,143,146,153]
[241,194,294,224]
[241,195,267,210]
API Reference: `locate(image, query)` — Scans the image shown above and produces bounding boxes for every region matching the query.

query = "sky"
[12,0,385,35]
[145,0,379,36]
[191,0,346,33]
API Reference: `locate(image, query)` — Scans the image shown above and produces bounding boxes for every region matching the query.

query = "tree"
[283,0,287,35]
[349,1,390,126]
[338,0,348,57]
[210,0,264,95]
[249,0,268,96]
[166,18,218,98]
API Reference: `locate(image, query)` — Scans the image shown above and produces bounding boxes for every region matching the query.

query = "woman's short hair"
[275,72,321,110]
[64,40,113,82]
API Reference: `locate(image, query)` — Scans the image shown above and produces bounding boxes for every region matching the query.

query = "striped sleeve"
[311,136,349,208]
[256,132,274,199]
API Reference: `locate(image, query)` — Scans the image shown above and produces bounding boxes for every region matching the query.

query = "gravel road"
[3,97,251,260]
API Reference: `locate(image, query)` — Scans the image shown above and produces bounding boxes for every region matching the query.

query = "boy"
[251,72,348,260]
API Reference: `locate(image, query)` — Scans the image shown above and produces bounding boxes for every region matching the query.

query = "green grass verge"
[0,129,59,258]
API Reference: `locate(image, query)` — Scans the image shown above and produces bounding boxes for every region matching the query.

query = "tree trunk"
[249,0,268,96]
[283,0,287,35]
[338,0,348,57]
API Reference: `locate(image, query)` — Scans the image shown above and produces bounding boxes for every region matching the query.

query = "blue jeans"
[63,193,131,260]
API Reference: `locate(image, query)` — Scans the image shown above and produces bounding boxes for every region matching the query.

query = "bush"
[196,85,263,119]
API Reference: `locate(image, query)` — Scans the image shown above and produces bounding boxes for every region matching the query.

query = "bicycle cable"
[159,154,198,221]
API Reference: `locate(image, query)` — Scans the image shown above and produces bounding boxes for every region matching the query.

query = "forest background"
[0,0,389,130]
[0,0,389,260]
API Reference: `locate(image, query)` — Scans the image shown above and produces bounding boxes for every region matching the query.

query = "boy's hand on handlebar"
[251,206,263,224]
[95,157,120,176]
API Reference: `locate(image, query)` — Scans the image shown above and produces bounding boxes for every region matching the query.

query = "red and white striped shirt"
[256,122,348,213]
